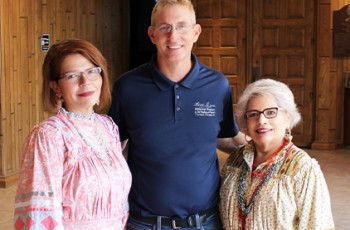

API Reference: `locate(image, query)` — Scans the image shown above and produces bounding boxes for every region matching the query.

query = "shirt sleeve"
[218,83,239,138]
[14,123,65,230]
[108,83,129,142]
[294,158,335,230]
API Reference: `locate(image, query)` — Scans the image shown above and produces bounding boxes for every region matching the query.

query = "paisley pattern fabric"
[220,141,335,230]
[14,108,131,230]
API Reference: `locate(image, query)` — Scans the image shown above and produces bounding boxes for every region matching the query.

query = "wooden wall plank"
[20,18,30,151]
[0,0,128,187]
[318,3,331,56]
[2,0,12,176]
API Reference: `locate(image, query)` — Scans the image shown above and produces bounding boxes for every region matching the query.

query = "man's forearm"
[217,131,249,154]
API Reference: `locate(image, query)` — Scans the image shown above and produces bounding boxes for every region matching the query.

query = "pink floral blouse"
[14,108,132,230]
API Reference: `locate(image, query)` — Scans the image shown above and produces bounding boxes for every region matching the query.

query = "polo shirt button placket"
[174,84,182,120]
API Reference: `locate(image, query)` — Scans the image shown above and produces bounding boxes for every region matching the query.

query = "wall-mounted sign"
[41,34,50,52]
[333,5,350,56]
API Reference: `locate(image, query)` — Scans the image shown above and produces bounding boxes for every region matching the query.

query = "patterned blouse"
[220,140,334,230]
[14,108,132,230]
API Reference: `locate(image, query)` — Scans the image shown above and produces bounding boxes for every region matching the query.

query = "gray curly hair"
[236,78,301,129]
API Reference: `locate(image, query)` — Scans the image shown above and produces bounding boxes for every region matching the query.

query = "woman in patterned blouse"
[14,39,131,229]
[220,78,334,229]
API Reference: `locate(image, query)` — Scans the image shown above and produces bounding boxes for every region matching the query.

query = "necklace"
[237,143,293,229]
[61,108,113,166]
[252,140,286,177]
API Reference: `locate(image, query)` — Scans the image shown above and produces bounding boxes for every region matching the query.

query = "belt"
[130,207,218,229]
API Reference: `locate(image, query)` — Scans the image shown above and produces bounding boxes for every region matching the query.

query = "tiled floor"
[1,148,349,229]
[0,182,16,229]
[306,148,350,229]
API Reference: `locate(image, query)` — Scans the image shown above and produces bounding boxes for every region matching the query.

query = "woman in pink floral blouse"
[14,39,131,230]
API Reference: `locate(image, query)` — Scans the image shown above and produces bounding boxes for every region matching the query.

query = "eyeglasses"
[152,24,194,34]
[244,107,280,120]
[59,67,102,83]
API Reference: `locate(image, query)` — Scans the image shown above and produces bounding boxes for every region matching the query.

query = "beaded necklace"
[251,140,286,177]
[237,143,293,229]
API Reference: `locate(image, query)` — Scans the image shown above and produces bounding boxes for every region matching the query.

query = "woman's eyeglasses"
[59,67,102,83]
[244,107,280,120]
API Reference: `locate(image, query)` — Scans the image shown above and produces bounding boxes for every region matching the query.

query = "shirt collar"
[242,139,293,170]
[149,53,199,91]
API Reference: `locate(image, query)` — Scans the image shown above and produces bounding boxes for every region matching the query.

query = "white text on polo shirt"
[194,102,216,117]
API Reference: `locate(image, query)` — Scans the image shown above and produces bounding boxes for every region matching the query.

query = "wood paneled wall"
[1,0,350,187]
[332,0,350,70]
[0,0,128,187]
[312,0,350,149]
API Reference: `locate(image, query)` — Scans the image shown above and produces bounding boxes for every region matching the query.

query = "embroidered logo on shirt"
[194,102,216,117]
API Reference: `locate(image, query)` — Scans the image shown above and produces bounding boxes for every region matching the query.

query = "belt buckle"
[172,220,181,229]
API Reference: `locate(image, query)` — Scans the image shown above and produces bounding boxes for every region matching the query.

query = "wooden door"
[193,0,247,105]
[251,0,315,146]
[193,0,315,147]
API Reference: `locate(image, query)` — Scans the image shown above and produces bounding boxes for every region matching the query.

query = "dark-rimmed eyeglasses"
[59,67,102,83]
[244,107,280,120]
[152,24,194,34]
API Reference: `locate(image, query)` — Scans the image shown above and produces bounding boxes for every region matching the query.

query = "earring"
[285,128,292,141]
[56,94,64,108]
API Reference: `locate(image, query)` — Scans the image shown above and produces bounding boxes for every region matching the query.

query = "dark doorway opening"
[129,0,157,69]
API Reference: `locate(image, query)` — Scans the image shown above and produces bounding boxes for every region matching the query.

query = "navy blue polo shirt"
[108,54,239,219]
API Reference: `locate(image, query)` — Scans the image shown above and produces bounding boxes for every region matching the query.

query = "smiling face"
[49,54,102,116]
[148,4,201,64]
[246,95,291,153]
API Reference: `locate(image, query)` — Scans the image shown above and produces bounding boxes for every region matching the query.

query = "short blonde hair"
[236,78,301,129]
[151,0,196,25]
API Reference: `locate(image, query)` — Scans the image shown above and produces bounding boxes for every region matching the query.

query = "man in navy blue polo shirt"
[108,0,247,229]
